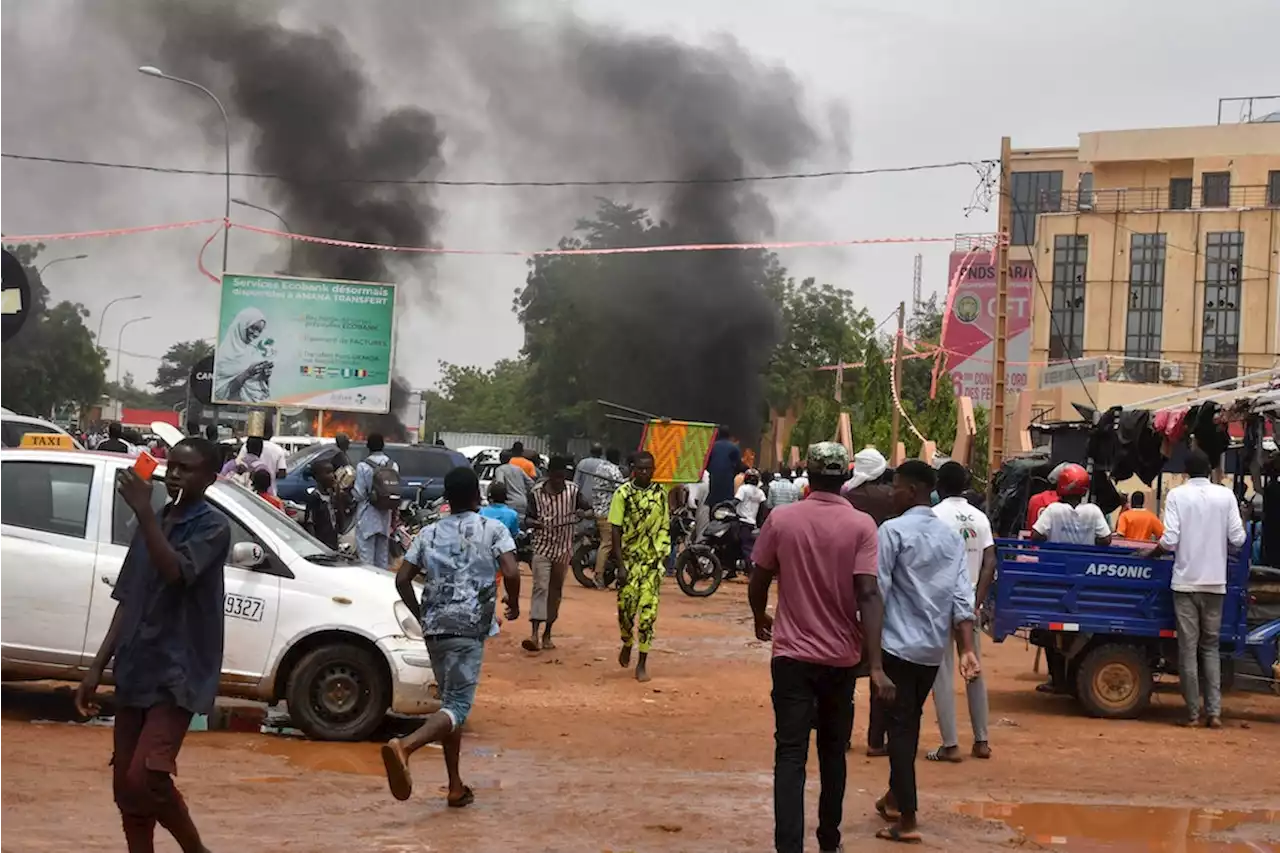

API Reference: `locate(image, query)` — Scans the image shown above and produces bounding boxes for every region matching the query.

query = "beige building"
[1009,108,1280,400]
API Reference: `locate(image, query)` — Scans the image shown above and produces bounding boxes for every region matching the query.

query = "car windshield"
[210,479,336,561]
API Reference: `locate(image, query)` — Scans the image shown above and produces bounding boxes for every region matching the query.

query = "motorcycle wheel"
[571,542,618,589]
[676,547,722,597]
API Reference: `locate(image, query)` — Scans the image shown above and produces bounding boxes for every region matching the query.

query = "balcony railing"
[1040,184,1277,215]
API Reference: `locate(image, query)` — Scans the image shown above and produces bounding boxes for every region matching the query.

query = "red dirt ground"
[3,575,1278,852]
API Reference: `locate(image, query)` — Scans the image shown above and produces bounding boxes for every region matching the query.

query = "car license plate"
[224,593,265,622]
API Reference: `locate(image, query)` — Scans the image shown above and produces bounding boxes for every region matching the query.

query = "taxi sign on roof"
[19,432,76,450]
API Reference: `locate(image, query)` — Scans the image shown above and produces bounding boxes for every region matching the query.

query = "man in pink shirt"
[749,442,887,853]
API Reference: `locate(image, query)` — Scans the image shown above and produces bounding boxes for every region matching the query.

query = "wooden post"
[317,409,326,438]
[988,136,1013,481]
[889,300,906,453]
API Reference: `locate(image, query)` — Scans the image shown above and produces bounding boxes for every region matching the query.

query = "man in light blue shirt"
[385,467,520,807]
[873,460,979,845]
[353,433,398,569]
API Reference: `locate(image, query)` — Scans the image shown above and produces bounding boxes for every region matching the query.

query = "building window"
[1049,234,1087,360]
[1200,231,1243,384]
[1077,172,1094,210]
[1201,171,1231,207]
[1268,170,1280,206]
[1010,170,1063,246]
[1169,178,1192,210]
[1124,234,1165,383]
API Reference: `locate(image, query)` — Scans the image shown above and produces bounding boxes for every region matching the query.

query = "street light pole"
[96,294,143,347]
[115,316,151,389]
[37,254,89,276]
[232,197,292,234]
[138,66,231,274]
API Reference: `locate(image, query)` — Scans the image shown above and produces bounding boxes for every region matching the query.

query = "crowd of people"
[71,420,1253,852]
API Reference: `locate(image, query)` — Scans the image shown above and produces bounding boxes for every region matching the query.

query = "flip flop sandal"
[380,742,413,801]
[447,785,475,808]
[971,742,992,759]
[876,827,923,844]
[926,747,963,763]
[520,638,541,652]
[875,799,901,823]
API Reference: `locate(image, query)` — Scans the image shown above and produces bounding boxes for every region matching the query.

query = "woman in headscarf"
[213,307,273,402]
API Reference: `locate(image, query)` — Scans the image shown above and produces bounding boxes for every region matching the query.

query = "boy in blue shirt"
[480,481,521,538]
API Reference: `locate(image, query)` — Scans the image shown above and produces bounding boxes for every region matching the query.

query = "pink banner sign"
[942,251,1034,405]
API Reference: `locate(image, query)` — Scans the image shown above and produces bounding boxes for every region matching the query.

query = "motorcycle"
[572,518,621,589]
[392,492,447,556]
[675,499,750,597]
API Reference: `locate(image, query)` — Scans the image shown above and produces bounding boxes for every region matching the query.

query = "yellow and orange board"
[638,420,717,484]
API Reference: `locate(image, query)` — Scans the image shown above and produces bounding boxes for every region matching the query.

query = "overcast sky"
[3,0,1278,397]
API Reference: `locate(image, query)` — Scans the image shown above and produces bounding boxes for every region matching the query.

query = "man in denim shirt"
[873,460,979,844]
[76,438,230,853]
[384,467,521,807]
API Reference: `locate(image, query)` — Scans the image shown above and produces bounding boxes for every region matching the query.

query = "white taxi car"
[0,444,436,741]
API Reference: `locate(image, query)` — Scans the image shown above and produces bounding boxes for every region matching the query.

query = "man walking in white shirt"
[1145,448,1246,729]
[927,462,996,763]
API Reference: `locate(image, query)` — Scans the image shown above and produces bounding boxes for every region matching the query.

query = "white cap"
[849,448,888,489]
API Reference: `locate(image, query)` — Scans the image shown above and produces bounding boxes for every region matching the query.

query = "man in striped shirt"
[524,456,593,652]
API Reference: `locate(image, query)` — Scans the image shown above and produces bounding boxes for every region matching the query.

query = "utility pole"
[987,136,1013,481]
[911,253,923,316]
[889,300,906,454]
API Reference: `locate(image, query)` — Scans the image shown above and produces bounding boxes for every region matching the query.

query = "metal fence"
[1044,184,1277,215]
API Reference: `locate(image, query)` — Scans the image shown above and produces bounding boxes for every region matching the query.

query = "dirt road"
[3,577,1278,852]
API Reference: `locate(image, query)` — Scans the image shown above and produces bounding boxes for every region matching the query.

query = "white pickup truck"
[0,446,436,741]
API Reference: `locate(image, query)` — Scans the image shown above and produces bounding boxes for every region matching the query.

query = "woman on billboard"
[213,307,275,403]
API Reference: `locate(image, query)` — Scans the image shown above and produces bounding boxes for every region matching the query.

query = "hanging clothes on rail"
[1112,409,1165,485]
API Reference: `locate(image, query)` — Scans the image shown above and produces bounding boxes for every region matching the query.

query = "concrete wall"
[1079,122,1280,163]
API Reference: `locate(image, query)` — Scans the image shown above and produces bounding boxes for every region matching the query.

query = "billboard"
[941,252,1033,405]
[212,273,396,413]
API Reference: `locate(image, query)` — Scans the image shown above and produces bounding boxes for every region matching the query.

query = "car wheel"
[285,642,389,741]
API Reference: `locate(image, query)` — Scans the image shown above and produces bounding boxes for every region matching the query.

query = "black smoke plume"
[498,25,825,439]
[146,2,444,438]
[102,4,839,445]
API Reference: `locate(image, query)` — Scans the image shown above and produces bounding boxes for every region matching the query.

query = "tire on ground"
[675,547,722,598]
[285,642,390,742]
[1074,643,1153,719]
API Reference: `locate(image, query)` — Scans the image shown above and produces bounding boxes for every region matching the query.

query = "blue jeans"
[425,636,485,730]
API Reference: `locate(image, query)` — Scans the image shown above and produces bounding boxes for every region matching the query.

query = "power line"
[2,151,993,188]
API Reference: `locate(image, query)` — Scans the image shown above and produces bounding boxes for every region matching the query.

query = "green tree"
[423,359,534,434]
[105,372,164,408]
[1,243,107,416]
[762,276,873,410]
[845,337,893,452]
[151,339,214,407]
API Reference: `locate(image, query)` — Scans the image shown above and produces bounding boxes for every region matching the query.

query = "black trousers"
[867,684,887,749]
[882,652,939,816]
[772,656,856,853]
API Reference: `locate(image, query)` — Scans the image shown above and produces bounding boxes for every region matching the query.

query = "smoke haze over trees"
[3,1,846,438]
